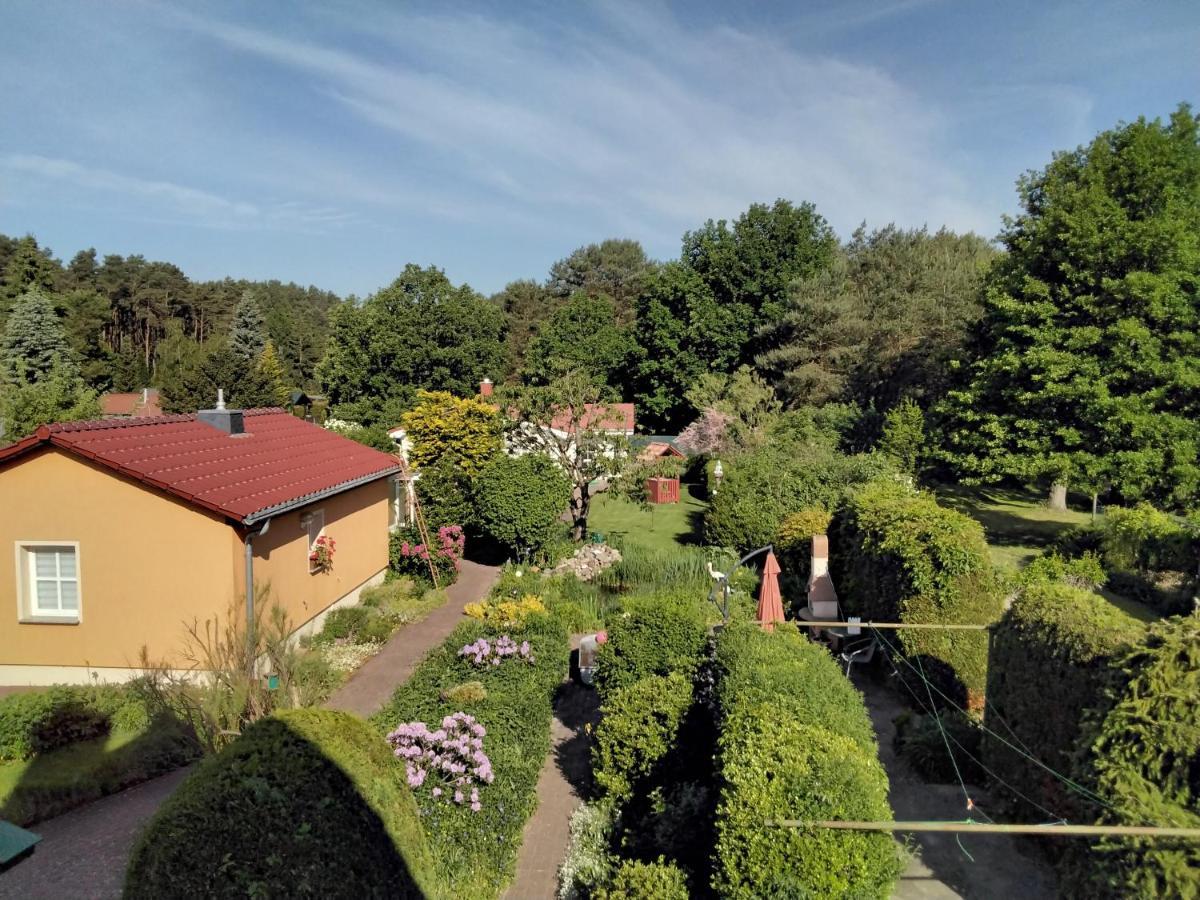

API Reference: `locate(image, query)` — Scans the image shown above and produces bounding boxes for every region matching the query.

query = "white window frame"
[302,510,325,574]
[15,541,82,624]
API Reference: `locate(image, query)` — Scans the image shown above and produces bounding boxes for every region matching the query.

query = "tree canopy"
[522,294,636,389]
[939,104,1200,507]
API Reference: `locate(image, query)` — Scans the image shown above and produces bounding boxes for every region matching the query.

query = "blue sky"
[1,0,1196,298]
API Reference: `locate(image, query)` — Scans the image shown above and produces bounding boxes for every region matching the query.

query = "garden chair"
[839,636,878,676]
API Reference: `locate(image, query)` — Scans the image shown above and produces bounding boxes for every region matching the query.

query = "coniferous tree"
[161,343,276,414]
[1,236,60,313]
[228,292,267,362]
[256,340,291,407]
[1,289,71,384]
[0,356,101,442]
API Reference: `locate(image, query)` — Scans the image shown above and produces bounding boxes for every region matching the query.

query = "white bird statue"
[707,560,726,581]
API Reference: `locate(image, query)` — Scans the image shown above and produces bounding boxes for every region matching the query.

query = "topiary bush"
[831,480,1004,706]
[125,708,439,898]
[473,453,572,559]
[711,620,899,898]
[1067,613,1200,899]
[593,595,708,700]
[597,858,690,900]
[593,673,694,801]
[983,580,1146,824]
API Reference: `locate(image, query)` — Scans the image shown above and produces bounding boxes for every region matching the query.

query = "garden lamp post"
[713,460,724,495]
[708,544,773,623]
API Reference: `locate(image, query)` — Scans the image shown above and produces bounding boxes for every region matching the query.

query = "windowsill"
[19,615,81,625]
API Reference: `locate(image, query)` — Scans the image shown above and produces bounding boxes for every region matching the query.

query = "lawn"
[936,484,1096,572]
[588,482,707,553]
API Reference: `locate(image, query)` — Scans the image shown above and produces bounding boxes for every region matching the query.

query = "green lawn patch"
[936,484,1095,572]
[589,482,706,553]
[0,719,198,826]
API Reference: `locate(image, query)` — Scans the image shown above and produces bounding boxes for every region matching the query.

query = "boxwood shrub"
[831,480,1004,706]
[1067,613,1200,898]
[983,580,1146,823]
[711,620,899,898]
[125,708,439,898]
[593,594,708,700]
[0,685,152,761]
[371,610,569,897]
[593,672,694,801]
[597,858,690,900]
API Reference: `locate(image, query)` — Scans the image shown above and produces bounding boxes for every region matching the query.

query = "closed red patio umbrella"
[757,550,786,632]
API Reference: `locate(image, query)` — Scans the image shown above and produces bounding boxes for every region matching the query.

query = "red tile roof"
[548,403,635,434]
[0,409,401,524]
[100,390,163,418]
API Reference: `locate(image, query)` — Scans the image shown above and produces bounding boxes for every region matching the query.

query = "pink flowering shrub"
[389,524,463,586]
[459,635,535,667]
[385,712,494,813]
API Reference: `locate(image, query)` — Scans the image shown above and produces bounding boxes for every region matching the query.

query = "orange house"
[0,407,405,685]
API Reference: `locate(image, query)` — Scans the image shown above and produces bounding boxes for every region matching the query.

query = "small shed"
[645,476,680,504]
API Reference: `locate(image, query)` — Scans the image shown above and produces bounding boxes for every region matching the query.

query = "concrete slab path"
[505,675,600,900]
[0,559,500,899]
[326,558,501,717]
[859,675,1057,900]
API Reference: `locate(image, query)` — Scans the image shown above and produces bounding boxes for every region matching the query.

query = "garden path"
[859,675,1057,900]
[325,558,501,716]
[504,667,600,900]
[0,559,500,899]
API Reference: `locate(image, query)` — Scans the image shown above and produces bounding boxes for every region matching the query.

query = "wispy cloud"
[0,153,356,232]
[168,2,996,241]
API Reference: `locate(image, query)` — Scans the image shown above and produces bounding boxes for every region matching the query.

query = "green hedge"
[597,858,690,900]
[713,620,877,752]
[831,480,1004,705]
[1068,614,1200,898]
[593,594,708,700]
[371,611,569,897]
[711,620,899,899]
[125,708,438,898]
[473,453,572,558]
[0,685,151,762]
[704,446,894,551]
[593,672,693,802]
[983,580,1146,823]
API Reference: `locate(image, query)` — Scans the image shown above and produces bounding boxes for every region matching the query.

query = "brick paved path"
[0,560,499,899]
[326,559,501,717]
[505,664,601,899]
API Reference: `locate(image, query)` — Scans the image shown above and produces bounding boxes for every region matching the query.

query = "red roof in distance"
[0,409,401,524]
[548,403,635,434]
[100,389,163,418]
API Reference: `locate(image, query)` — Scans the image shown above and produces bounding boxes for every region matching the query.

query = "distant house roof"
[100,389,163,418]
[548,403,636,434]
[637,441,685,462]
[0,409,401,525]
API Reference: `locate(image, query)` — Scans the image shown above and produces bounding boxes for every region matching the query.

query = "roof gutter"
[241,466,402,525]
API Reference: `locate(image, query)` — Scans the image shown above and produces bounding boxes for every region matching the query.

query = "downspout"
[244,518,271,677]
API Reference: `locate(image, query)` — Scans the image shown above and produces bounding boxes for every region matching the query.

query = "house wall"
[0,448,241,682]
[241,478,391,640]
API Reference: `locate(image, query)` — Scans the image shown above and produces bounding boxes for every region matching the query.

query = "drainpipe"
[244,518,271,676]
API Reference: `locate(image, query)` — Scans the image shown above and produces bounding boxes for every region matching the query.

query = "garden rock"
[551,543,622,581]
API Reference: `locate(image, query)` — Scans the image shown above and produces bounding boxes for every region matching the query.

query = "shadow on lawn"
[937,487,1090,549]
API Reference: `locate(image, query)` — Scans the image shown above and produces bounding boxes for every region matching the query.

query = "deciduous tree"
[522,294,635,390]
[398,390,502,476]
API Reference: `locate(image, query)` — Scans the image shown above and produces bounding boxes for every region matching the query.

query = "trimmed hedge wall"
[593,594,708,700]
[712,620,899,899]
[593,672,694,802]
[125,708,438,898]
[371,610,569,898]
[831,481,1004,705]
[983,580,1146,823]
[1069,613,1200,898]
[0,685,152,761]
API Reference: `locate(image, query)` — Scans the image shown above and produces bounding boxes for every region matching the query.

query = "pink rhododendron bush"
[387,712,494,812]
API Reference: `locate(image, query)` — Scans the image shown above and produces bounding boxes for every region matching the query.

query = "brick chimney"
[807,534,838,618]
[479,377,494,398]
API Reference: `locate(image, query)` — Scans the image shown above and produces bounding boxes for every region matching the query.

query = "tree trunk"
[570,486,591,542]
[1049,482,1068,511]
[1091,492,1099,523]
